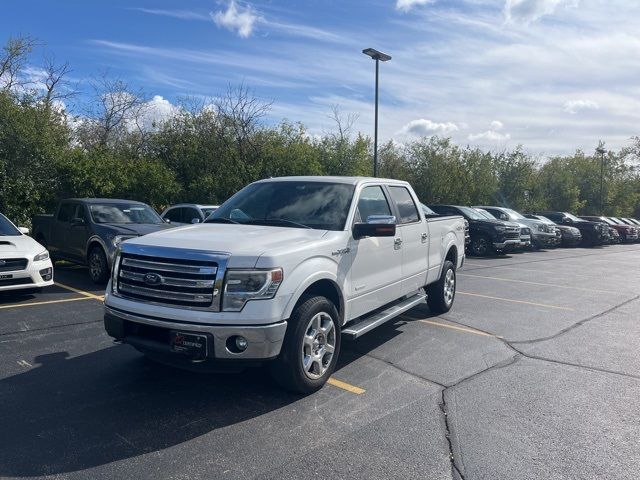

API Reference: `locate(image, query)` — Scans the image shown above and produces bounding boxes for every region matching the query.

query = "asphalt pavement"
[1,245,639,479]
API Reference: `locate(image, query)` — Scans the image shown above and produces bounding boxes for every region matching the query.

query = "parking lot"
[1,245,640,480]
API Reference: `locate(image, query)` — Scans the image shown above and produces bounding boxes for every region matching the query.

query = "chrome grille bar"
[119,283,213,303]
[121,257,217,275]
[119,270,215,289]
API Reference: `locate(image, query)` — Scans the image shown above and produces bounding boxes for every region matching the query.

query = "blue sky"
[3,0,640,155]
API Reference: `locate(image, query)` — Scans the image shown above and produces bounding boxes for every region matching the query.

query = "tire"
[88,246,109,284]
[470,234,492,256]
[270,295,341,394]
[426,260,456,314]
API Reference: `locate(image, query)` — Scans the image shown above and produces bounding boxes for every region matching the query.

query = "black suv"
[429,205,521,256]
[537,211,608,246]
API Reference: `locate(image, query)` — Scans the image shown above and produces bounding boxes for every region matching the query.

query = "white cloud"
[490,120,504,130]
[468,130,511,141]
[563,99,599,114]
[504,0,577,24]
[140,95,180,129]
[396,0,436,13]
[398,118,459,136]
[212,0,259,38]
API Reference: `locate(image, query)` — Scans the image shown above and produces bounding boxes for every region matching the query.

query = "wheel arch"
[86,236,109,265]
[284,275,345,325]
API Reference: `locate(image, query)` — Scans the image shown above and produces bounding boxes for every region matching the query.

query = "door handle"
[394,238,403,249]
[421,233,428,243]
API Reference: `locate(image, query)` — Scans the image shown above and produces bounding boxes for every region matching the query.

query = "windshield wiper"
[205,217,240,224]
[245,219,312,229]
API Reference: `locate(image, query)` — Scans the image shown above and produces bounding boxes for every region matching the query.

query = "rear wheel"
[470,235,492,256]
[270,295,340,394]
[426,260,456,314]
[88,246,109,284]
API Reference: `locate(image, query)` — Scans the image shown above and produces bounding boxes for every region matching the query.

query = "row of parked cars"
[423,204,640,257]
[1,193,639,293]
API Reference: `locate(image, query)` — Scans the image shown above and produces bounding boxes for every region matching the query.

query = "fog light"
[235,336,248,352]
[39,267,52,281]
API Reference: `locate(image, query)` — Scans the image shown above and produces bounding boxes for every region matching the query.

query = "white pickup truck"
[104,177,466,393]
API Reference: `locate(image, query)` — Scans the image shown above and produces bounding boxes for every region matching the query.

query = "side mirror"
[353,215,397,240]
[562,218,572,224]
[18,227,30,235]
[191,218,201,224]
[500,214,508,220]
[70,217,85,226]
[164,218,171,223]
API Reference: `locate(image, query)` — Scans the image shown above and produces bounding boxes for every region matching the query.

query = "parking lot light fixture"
[596,144,606,215]
[362,48,392,177]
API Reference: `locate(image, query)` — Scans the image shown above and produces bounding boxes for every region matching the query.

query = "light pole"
[596,144,606,215]
[362,48,391,177]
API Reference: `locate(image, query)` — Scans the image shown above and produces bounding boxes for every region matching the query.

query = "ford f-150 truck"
[32,199,173,283]
[104,177,466,393]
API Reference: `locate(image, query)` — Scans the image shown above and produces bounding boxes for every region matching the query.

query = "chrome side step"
[342,292,426,340]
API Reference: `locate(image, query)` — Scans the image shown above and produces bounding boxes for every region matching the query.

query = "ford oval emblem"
[143,273,162,286]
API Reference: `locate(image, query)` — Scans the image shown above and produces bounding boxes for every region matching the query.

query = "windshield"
[458,206,486,221]
[505,208,526,220]
[564,212,583,222]
[90,203,163,224]
[474,208,496,220]
[207,181,355,230]
[0,214,20,236]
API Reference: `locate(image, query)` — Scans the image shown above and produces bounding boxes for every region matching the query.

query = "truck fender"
[282,258,345,323]
[86,235,110,263]
[440,232,460,277]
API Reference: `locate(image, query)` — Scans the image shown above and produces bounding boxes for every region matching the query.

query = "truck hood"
[0,235,46,256]
[125,224,329,268]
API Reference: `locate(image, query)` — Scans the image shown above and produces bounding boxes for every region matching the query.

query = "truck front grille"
[505,227,520,240]
[0,258,28,272]
[116,253,218,309]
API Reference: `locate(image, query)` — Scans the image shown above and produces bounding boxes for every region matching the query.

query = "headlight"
[494,225,505,232]
[222,268,283,312]
[534,224,545,232]
[593,224,600,230]
[34,250,49,262]
[112,235,138,247]
[111,250,121,293]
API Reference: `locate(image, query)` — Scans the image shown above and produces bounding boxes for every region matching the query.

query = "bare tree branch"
[0,35,37,91]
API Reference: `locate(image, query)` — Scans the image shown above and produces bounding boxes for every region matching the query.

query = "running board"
[342,292,426,340]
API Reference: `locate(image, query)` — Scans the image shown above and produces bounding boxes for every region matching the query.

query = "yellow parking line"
[327,377,365,395]
[407,317,502,338]
[458,273,616,294]
[0,296,95,310]
[457,291,574,311]
[55,282,104,301]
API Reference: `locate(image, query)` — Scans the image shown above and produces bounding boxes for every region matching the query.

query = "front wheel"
[270,295,341,394]
[426,260,456,314]
[88,247,109,284]
[470,235,492,256]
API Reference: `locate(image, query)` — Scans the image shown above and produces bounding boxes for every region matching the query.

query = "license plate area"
[170,331,209,358]
[0,274,13,279]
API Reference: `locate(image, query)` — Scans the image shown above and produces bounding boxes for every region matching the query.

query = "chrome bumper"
[493,239,521,249]
[104,306,287,360]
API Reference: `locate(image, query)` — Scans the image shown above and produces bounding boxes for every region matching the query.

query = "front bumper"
[531,232,557,247]
[493,239,521,250]
[104,306,287,361]
[0,258,54,292]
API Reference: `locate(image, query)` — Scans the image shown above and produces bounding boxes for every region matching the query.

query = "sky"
[2,0,640,155]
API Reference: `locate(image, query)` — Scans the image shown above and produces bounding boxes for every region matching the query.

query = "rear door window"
[388,186,420,224]
[164,208,183,223]
[57,203,75,222]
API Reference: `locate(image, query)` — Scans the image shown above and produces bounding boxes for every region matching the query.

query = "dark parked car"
[536,211,608,246]
[475,205,557,249]
[524,214,581,247]
[32,199,174,283]
[580,216,638,243]
[428,205,521,256]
